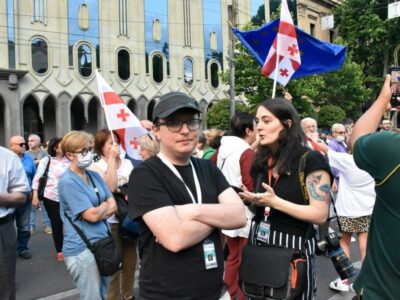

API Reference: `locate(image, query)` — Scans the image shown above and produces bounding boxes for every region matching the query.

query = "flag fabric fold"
[95,71,147,160]
[233,18,346,83]
[262,0,300,86]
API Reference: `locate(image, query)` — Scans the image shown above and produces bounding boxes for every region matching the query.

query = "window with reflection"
[77,44,92,77]
[210,62,219,88]
[118,49,130,80]
[31,38,48,74]
[152,53,163,83]
[184,57,193,86]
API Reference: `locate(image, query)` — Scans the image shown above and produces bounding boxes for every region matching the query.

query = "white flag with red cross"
[261,0,301,86]
[95,71,147,160]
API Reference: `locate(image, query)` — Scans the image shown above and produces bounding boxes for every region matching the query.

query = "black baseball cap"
[152,92,201,121]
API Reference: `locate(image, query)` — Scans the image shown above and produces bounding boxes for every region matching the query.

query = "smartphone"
[390,66,400,107]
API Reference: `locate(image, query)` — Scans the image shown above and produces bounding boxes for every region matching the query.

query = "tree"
[334,0,400,98]
[317,105,346,129]
[206,99,250,130]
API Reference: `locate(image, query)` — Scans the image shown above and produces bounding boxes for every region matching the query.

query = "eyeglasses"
[12,142,27,147]
[74,146,94,156]
[335,131,346,135]
[157,119,202,133]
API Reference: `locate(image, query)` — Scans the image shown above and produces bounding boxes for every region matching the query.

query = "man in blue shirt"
[9,135,36,259]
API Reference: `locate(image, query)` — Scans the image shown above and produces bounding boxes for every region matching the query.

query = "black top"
[128,156,230,300]
[252,150,332,237]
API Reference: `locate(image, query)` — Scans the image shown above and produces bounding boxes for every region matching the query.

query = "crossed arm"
[142,187,247,253]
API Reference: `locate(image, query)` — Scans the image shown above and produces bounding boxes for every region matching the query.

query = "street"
[16,221,360,300]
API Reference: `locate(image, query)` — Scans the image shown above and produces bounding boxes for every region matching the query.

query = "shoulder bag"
[113,184,140,239]
[64,173,121,276]
[37,156,51,200]
[239,152,311,299]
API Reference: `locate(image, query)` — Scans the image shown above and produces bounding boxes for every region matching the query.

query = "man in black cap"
[128,92,246,300]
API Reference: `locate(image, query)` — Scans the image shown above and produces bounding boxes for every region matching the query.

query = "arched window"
[152,53,163,83]
[31,38,48,74]
[210,62,219,88]
[118,49,130,80]
[183,57,193,86]
[77,44,92,77]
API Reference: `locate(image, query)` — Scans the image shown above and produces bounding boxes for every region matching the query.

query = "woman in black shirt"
[240,98,332,299]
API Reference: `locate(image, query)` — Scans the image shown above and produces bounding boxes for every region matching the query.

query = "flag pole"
[95,69,116,144]
[271,34,280,99]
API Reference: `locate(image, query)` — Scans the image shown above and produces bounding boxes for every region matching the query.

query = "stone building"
[0,0,339,145]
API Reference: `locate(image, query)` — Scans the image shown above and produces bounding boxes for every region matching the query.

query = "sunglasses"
[12,142,27,147]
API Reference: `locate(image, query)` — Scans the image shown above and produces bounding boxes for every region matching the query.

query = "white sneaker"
[329,278,350,292]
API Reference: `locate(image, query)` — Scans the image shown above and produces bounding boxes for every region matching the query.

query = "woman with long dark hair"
[240,98,333,299]
[32,137,70,261]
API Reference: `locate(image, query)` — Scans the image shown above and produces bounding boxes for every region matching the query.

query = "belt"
[0,214,14,225]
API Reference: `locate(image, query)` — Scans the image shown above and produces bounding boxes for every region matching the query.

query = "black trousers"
[0,215,16,300]
[42,198,63,253]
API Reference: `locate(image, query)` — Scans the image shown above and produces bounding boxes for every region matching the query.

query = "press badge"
[203,239,218,270]
[256,221,270,243]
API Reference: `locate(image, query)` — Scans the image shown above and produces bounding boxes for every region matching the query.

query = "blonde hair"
[60,131,93,154]
[138,133,160,157]
[204,129,223,147]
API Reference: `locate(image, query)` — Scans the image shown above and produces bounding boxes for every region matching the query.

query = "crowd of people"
[1,76,399,300]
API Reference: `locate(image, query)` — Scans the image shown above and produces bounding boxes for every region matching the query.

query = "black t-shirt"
[128,156,230,300]
[252,150,332,237]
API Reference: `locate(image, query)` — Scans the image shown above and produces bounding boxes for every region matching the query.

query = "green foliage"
[334,0,400,97]
[206,99,250,130]
[317,105,346,129]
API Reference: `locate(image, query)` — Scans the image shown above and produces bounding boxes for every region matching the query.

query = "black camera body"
[316,232,357,280]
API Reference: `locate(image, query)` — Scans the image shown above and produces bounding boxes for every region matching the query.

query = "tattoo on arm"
[306,174,330,201]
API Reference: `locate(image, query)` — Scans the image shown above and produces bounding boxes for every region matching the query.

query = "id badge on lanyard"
[203,239,218,270]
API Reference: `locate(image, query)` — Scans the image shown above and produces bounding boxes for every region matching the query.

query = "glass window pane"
[31,38,48,74]
[152,54,163,83]
[184,58,193,86]
[210,62,219,88]
[118,49,130,80]
[78,44,92,77]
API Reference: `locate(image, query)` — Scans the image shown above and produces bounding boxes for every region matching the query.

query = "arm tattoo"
[306,174,330,201]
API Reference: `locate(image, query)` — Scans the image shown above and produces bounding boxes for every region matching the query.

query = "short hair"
[29,134,41,143]
[60,131,93,155]
[331,123,344,133]
[300,117,317,131]
[94,129,111,156]
[47,137,62,157]
[229,112,255,138]
[204,129,223,147]
[138,133,160,157]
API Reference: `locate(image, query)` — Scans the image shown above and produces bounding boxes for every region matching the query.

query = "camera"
[316,232,357,280]
[390,66,400,107]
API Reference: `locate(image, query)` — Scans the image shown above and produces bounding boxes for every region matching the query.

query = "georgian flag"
[261,0,301,86]
[95,71,147,160]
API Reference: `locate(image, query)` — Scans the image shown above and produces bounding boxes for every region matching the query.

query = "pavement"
[17,213,359,300]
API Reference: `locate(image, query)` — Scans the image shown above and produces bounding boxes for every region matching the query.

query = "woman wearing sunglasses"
[58,131,117,300]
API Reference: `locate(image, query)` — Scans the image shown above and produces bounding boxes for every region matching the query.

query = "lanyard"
[158,152,202,204]
[267,168,280,188]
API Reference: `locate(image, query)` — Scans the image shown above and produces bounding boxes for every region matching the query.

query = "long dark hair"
[252,98,306,174]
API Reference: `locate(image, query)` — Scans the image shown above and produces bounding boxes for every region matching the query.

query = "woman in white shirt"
[90,129,135,300]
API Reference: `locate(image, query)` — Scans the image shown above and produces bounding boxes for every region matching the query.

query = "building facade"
[0,0,338,145]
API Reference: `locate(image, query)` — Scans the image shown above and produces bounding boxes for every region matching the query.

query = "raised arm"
[350,74,392,150]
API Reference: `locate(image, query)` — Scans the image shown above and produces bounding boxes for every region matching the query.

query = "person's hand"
[317,140,329,154]
[283,91,293,102]
[331,181,338,193]
[32,195,40,209]
[109,144,120,161]
[379,74,395,110]
[239,183,279,207]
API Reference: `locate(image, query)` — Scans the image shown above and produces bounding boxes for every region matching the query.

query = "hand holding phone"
[390,66,400,107]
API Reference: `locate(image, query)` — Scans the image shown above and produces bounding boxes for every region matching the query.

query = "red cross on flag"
[96,71,147,160]
[261,0,301,86]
